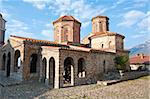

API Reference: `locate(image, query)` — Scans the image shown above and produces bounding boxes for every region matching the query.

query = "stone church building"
[0,14,130,88]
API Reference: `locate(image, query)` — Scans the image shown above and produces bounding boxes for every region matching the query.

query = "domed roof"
[0,13,2,17]
[53,15,81,24]
[92,15,109,21]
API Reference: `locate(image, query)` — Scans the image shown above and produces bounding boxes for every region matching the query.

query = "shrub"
[114,55,129,70]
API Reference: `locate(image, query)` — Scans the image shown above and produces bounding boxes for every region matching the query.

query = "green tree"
[114,55,129,70]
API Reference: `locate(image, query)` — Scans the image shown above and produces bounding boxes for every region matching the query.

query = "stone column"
[5,53,8,76]
[39,54,43,82]
[54,57,60,88]
[74,58,78,86]
[45,59,49,86]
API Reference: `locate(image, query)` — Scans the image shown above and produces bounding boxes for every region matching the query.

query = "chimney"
[140,53,144,59]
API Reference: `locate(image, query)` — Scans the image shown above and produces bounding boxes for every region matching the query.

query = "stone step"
[97,80,121,86]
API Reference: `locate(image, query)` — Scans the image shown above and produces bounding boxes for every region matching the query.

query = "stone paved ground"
[0,76,149,99]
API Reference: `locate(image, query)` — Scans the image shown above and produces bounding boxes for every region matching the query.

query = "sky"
[0,0,149,49]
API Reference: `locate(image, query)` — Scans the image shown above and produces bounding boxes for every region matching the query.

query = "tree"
[114,55,129,70]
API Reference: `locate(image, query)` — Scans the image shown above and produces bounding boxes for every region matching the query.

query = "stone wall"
[59,49,116,87]
[53,21,80,43]
[0,39,25,81]
[91,35,116,52]
[41,46,60,88]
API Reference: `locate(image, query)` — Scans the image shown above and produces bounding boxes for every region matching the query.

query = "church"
[0,13,130,88]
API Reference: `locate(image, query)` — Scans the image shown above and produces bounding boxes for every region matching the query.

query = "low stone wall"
[121,71,149,81]
[97,71,149,86]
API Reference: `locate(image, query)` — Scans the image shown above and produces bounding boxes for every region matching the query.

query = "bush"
[114,55,129,70]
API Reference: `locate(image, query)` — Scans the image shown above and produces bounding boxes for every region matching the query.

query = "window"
[78,58,86,78]
[99,22,102,32]
[30,54,38,73]
[103,60,106,73]
[14,50,21,72]
[101,44,104,48]
[108,41,111,48]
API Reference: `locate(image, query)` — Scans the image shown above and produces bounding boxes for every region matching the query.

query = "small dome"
[53,15,81,24]
[0,13,2,17]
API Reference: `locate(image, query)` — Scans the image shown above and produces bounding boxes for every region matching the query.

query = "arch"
[108,41,111,48]
[2,53,6,70]
[42,57,47,82]
[54,26,59,42]
[63,57,74,85]
[78,58,86,78]
[7,52,11,77]
[101,44,104,48]
[0,19,2,28]
[14,50,21,72]
[103,60,106,73]
[99,21,102,32]
[62,25,70,42]
[30,54,38,73]
[49,57,55,87]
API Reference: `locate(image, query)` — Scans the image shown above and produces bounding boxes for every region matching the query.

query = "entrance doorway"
[63,57,74,86]
[30,54,38,73]
[42,58,47,82]
[6,52,11,77]
[49,57,55,88]
[2,53,6,70]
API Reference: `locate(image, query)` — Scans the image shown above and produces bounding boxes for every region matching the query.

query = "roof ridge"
[10,35,58,44]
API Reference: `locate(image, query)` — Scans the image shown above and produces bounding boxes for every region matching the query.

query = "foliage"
[114,55,129,70]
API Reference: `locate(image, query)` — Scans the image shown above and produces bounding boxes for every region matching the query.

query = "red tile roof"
[92,15,109,21]
[90,31,125,39]
[130,55,150,64]
[53,15,81,24]
[10,35,58,44]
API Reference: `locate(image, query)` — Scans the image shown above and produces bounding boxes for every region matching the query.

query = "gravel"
[0,76,149,99]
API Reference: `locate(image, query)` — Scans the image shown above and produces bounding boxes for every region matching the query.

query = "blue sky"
[0,0,149,49]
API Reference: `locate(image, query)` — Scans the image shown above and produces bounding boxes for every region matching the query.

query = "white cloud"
[0,9,10,19]
[23,0,52,10]
[82,21,90,28]
[110,0,125,9]
[41,29,53,40]
[137,11,150,31]
[6,19,35,38]
[118,10,145,27]
[119,10,150,39]
[22,0,107,28]
[131,34,145,38]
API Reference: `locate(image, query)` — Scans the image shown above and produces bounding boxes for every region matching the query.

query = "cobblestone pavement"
[0,76,149,99]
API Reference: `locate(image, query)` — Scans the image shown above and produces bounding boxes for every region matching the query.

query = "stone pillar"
[54,58,60,88]
[71,65,74,86]
[5,53,7,76]
[74,58,78,86]
[39,54,43,82]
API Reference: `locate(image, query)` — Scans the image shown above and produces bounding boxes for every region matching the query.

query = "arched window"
[2,53,6,70]
[49,57,55,87]
[63,27,68,41]
[0,19,2,28]
[54,27,59,42]
[62,25,70,42]
[42,57,47,82]
[103,60,106,73]
[14,50,21,72]
[78,58,86,78]
[7,52,11,77]
[30,54,38,73]
[101,44,104,48]
[99,22,102,32]
[108,41,111,48]
[64,57,74,85]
